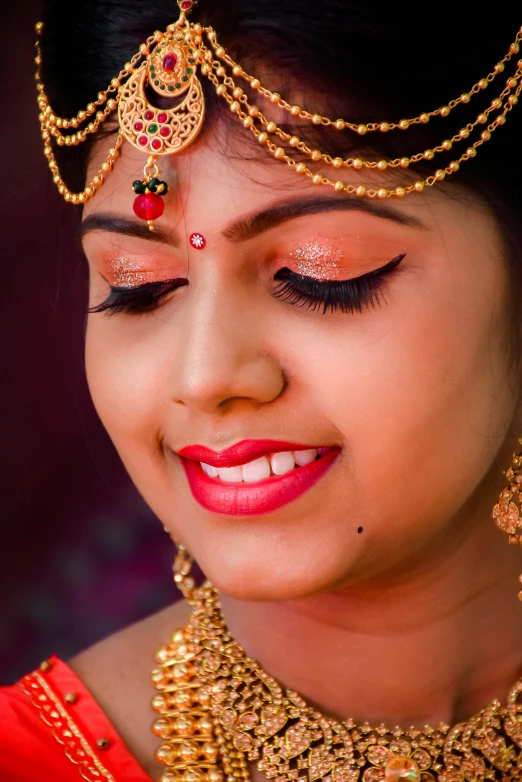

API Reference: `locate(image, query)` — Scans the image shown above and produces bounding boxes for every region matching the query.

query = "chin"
[191,534,353,602]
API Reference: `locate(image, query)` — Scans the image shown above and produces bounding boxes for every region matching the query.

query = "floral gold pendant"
[118,25,205,157]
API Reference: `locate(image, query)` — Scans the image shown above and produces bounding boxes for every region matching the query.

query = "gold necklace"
[150,548,522,782]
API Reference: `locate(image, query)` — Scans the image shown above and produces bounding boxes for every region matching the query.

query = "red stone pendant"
[132,177,169,227]
[133,193,165,221]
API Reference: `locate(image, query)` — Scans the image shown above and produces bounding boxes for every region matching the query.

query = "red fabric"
[0,655,152,781]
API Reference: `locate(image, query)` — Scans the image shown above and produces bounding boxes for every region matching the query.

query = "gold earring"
[173,543,196,601]
[492,437,522,599]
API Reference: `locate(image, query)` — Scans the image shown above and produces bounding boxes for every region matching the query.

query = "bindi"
[190,233,206,250]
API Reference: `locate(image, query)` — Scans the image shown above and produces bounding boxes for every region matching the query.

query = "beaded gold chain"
[149,544,522,782]
[35,2,522,220]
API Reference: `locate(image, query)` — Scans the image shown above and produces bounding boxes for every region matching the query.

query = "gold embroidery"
[19,670,116,782]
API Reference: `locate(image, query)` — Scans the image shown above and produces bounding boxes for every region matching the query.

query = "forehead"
[83,135,439,253]
[82,114,493,245]
[85,130,436,232]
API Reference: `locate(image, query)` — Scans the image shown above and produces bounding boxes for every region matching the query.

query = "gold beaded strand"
[198,26,522,199]
[34,7,522,206]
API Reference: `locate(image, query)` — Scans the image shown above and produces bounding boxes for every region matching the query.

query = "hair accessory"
[157,540,522,782]
[35,7,522,213]
[132,156,170,230]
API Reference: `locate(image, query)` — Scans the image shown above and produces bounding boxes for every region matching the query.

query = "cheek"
[85,317,169,454]
[284,258,514,546]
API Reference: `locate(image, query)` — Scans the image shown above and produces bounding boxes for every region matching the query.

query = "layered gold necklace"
[149,547,522,782]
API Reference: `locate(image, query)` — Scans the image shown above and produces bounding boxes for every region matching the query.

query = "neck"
[219,513,522,728]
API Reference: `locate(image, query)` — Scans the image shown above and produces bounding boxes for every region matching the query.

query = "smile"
[178,440,341,516]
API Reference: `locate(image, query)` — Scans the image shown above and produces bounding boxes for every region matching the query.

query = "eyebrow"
[222,195,425,241]
[80,214,179,245]
[80,193,425,247]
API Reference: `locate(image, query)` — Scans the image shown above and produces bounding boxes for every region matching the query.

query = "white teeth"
[270,451,296,476]
[217,466,243,482]
[200,447,323,483]
[294,448,318,466]
[242,456,271,483]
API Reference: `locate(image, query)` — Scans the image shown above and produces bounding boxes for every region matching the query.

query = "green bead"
[148,123,159,134]
[132,180,146,194]
[147,178,161,192]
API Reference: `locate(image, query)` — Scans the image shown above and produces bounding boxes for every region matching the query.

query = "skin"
[73,120,522,778]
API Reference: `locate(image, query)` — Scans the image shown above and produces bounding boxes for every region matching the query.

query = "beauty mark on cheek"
[290,241,344,280]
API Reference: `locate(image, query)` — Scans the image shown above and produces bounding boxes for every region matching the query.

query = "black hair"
[39,1,522,343]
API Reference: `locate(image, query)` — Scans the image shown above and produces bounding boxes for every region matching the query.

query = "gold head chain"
[35,2,522,229]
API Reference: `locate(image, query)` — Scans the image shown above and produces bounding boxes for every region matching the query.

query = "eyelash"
[89,254,405,317]
[273,253,405,314]
[88,279,188,315]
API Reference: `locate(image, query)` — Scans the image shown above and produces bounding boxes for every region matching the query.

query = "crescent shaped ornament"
[118,27,205,157]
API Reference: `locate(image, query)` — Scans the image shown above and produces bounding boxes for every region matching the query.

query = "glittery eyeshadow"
[109,257,150,287]
[289,241,344,280]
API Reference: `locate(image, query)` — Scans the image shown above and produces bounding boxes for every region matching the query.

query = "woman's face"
[82,128,519,600]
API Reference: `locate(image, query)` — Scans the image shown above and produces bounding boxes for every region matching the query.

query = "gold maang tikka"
[35,3,522,230]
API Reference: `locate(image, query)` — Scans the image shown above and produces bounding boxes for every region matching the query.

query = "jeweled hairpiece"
[35,1,522,230]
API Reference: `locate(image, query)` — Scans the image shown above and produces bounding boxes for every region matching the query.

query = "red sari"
[0,655,152,781]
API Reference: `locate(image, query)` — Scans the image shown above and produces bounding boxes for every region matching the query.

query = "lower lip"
[180,449,341,517]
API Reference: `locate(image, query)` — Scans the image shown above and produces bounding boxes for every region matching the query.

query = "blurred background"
[1,2,176,683]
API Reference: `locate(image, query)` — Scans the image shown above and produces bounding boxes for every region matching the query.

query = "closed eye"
[272,253,405,314]
[88,278,188,315]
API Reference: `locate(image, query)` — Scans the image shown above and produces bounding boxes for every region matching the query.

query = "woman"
[2,0,522,780]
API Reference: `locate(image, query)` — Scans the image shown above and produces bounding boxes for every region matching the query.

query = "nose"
[169,284,286,415]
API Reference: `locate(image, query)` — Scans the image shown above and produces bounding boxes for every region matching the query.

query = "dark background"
[1,3,175,683]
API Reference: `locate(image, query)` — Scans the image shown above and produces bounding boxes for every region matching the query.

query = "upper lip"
[177,439,333,468]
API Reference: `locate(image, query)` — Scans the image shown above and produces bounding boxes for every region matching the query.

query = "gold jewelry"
[35,3,522,223]
[150,543,522,782]
[493,438,522,600]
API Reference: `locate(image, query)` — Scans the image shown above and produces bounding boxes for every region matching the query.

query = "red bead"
[160,126,171,137]
[151,138,163,151]
[181,0,193,8]
[133,193,165,221]
[158,112,168,124]
[133,120,144,132]
[144,110,155,121]
[137,135,148,147]
[163,53,178,73]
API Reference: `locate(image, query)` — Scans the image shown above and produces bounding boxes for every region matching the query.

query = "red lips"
[178,439,329,468]
[177,439,341,517]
